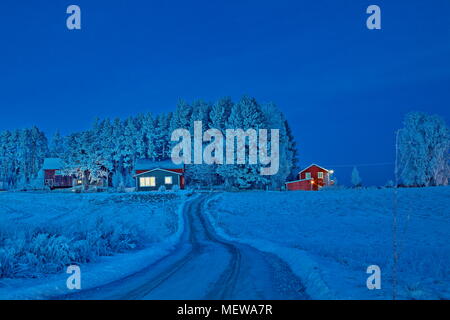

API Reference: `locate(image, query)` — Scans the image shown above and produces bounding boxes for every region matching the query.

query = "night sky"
[1,0,449,185]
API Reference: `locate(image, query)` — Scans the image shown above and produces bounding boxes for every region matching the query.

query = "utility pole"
[392,130,400,300]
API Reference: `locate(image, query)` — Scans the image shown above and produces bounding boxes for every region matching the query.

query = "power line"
[322,162,394,168]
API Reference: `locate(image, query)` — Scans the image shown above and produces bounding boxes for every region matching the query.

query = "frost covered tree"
[63,125,109,188]
[203,97,234,186]
[285,120,299,180]
[0,130,17,188]
[217,96,269,189]
[351,166,362,187]
[398,112,450,187]
[209,97,233,130]
[261,102,297,189]
[49,130,65,158]
[17,127,48,187]
[152,113,171,160]
[170,100,192,134]
[169,100,193,163]
[139,113,156,160]
[121,117,139,171]
[0,127,48,189]
[185,100,216,187]
[97,118,115,175]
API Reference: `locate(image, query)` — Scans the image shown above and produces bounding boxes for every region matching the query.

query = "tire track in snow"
[57,193,307,300]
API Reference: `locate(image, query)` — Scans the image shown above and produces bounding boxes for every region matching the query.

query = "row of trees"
[0,96,299,190]
[58,96,299,189]
[0,106,447,190]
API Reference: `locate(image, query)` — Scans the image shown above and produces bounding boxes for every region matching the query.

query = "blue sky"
[0,0,449,185]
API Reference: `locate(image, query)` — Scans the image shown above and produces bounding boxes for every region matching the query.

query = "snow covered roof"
[43,158,64,170]
[135,159,184,170]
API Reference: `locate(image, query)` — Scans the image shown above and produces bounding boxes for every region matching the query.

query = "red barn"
[286,164,334,191]
[43,158,74,189]
[134,159,185,191]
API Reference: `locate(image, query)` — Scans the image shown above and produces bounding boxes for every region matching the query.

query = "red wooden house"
[286,164,334,191]
[134,159,185,191]
[43,158,75,189]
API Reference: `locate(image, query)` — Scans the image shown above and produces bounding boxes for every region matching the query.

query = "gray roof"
[43,158,64,170]
[135,159,184,170]
[134,168,183,177]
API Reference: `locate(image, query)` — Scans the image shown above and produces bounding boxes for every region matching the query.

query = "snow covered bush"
[351,166,362,187]
[0,192,184,279]
[158,185,166,192]
[385,180,394,188]
[398,112,450,187]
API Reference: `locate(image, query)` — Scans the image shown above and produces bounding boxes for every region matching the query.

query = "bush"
[0,218,144,278]
[384,180,395,188]
[0,192,184,279]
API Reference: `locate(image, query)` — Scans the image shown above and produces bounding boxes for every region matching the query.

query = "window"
[305,172,311,179]
[318,172,324,179]
[165,176,173,184]
[140,177,156,187]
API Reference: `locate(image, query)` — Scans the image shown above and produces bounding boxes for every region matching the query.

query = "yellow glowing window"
[140,177,156,187]
[165,176,173,184]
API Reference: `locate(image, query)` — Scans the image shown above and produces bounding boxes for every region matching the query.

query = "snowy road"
[59,194,308,300]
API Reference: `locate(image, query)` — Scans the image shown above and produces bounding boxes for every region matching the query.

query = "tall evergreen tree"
[49,130,65,158]
[209,97,233,130]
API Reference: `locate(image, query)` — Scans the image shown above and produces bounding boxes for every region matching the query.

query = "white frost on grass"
[205,187,450,300]
[0,192,189,299]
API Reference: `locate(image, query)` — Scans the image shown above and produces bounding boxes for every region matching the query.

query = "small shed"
[134,159,185,191]
[135,168,183,191]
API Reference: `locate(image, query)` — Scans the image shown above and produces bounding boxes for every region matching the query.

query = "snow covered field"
[0,192,186,281]
[205,187,450,300]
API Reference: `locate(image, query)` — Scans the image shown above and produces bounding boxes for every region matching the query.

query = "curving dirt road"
[61,194,308,300]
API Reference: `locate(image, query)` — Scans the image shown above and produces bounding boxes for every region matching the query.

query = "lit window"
[140,177,156,187]
[305,172,311,179]
[165,176,173,184]
[318,172,324,179]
